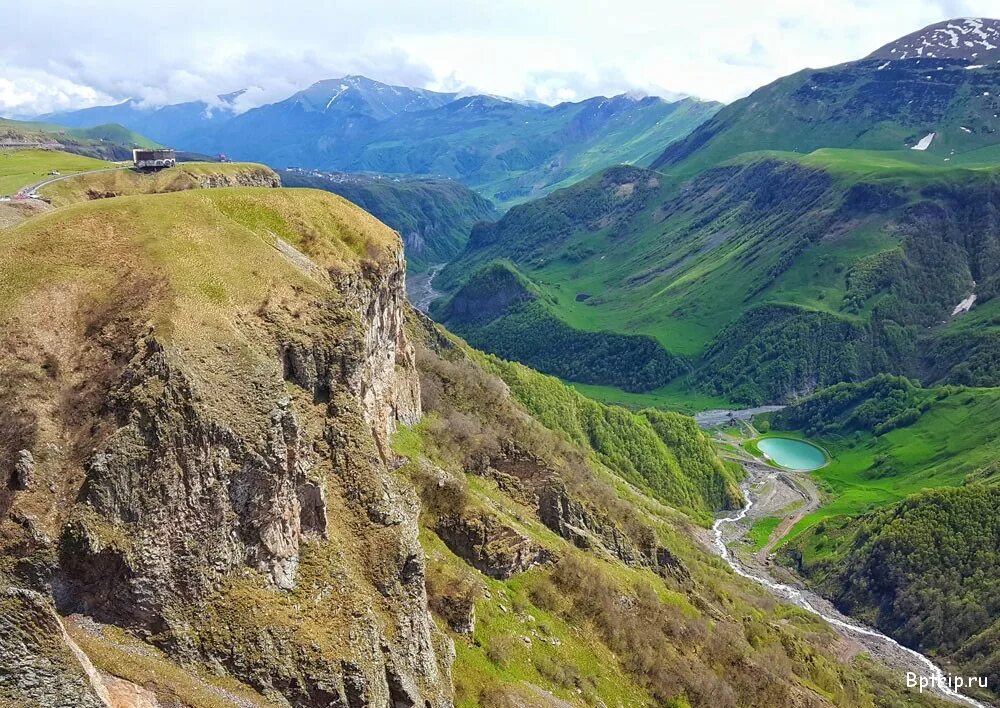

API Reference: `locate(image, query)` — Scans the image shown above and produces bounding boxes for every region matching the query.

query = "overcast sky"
[2,0,997,116]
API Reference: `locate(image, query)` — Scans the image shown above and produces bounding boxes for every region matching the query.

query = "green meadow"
[0,149,110,195]
[781,386,1000,543]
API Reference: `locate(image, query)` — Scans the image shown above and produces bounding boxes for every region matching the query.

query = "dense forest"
[696,306,916,404]
[474,350,743,519]
[771,374,934,436]
[787,485,1000,692]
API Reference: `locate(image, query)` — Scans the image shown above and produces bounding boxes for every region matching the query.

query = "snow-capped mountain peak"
[867,17,1000,62]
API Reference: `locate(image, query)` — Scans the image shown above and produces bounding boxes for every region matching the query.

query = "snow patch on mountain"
[868,18,1000,62]
[911,132,935,150]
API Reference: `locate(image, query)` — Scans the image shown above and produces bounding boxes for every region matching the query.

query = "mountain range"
[45,75,720,207]
[439,17,1000,404]
[654,16,1000,176]
[4,15,1000,708]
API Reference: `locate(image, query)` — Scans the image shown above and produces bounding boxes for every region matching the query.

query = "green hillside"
[280,169,497,271]
[771,377,1000,532]
[0,117,159,161]
[0,149,110,196]
[784,484,1000,695]
[403,314,945,707]
[652,58,1000,178]
[437,260,684,392]
[754,375,1000,698]
[438,152,1000,405]
[38,160,279,206]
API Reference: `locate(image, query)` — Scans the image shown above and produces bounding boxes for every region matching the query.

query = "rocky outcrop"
[195,166,281,189]
[11,449,34,490]
[435,511,550,580]
[49,163,282,207]
[0,588,109,708]
[58,337,310,622]
[489,451,690,583]
[431,593,476,635]
[0,205,453,707]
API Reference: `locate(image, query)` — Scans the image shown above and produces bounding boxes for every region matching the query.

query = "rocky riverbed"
[407,263,445,313]
[712,461,991,707]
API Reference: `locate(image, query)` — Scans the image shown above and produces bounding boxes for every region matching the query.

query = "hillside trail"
[712,460,991,707]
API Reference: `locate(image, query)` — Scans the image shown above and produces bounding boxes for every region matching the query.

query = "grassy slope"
[439,260,686,393]
[0,149,111,195]
[439,148,1000,407]
[652,60,1000,178]
[773,384,1000,541]
[279,169,497,272]
[40,161,278,206]
[399,318,946,707]
[0,117,159,148]
[454,148,999,355]
[0,187,395,335]
[474,349,743,520]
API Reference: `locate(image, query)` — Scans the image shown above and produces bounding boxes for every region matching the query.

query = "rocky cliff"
[0,188,451,707]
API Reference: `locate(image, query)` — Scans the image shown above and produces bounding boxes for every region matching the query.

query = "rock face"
[0,589,109,708]
[0,197,453,707]
[194,165,282,189]
[11,449,34,490]
[435,511,550,580]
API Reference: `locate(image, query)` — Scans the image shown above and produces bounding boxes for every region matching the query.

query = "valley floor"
[713,451,994,707]
[407,262,446,313]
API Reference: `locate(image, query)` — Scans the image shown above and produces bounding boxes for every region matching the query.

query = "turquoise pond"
[756,437,827,471]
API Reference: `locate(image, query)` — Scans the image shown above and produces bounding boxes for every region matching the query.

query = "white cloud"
[0,68,114,116]
[1,0,997,116]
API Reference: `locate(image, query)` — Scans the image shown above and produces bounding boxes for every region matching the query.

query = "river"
[712,470,991,707]
[407,263,445,313]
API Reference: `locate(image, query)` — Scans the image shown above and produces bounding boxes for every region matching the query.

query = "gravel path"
[694,405,785,428]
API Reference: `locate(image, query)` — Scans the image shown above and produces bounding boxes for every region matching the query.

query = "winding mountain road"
[9,165,128,200]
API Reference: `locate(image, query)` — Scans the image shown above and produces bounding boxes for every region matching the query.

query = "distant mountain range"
[44,75,720,207]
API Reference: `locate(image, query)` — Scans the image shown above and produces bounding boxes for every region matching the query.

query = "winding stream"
[713,482,989,707]
[407,263,445,313]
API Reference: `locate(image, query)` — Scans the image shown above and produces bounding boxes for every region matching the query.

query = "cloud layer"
[2,0,995,116]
